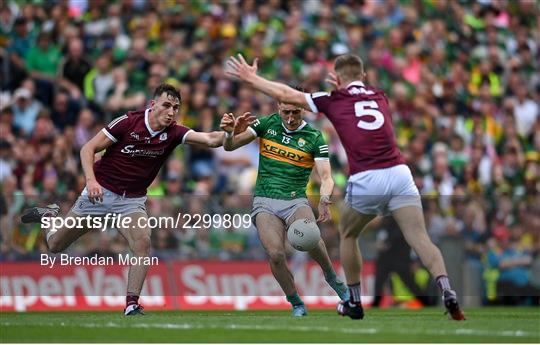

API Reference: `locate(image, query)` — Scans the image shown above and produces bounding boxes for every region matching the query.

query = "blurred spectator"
[372,217,432,307]
[487,232,540,305]
[59,37,91,99]
[50,91,79,131]
[7,17,34,78]
[74,108,96,150]
[83,52,114,110]
[0,1,537,310]
[462,202,488,263]
[0,139,14,181]
[512,84,538,139]
[25,32,60,104]
[11,87,41,136]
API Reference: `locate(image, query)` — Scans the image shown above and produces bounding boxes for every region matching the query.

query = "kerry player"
[220,96,349,317]
[225,54,465,321]
[21,83,253,316]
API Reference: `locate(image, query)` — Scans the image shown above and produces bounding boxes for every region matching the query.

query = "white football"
[287,218,321,251]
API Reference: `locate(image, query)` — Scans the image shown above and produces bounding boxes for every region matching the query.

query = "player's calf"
[267,249,287,267]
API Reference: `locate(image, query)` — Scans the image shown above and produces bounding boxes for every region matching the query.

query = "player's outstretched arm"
[183,112,255,148]
[315,159,334,223]
[183,131,225,148]
[226,54,310,110]
[220,112,257,151]
[80,131,115,203]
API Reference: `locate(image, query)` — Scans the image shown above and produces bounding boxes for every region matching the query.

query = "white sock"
[436,275,452,292]
[348,283,362,304]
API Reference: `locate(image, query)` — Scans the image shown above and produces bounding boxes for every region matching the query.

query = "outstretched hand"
[234,112,256,134]
[325,72,341,90]
[225,54,259,82]
[220,113,235,133]
[220,112,256,135]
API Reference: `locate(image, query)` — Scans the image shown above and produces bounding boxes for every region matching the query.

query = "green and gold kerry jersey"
[249,113,329,200]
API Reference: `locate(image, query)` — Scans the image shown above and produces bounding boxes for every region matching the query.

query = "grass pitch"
[1,307,539,343]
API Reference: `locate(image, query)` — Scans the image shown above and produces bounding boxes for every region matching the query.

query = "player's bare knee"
[49,244,62,254]
[339,225,357,239]
[48,238,65,254]
[267,249,286,265]
[130,235,151,256]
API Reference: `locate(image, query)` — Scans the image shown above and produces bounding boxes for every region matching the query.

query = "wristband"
[225,131,233,139]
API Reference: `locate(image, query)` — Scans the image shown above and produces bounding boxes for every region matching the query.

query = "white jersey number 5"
[354,101,385,130]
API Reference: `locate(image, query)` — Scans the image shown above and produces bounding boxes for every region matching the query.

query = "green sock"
[286,293,304,306]
[324,269,337,281]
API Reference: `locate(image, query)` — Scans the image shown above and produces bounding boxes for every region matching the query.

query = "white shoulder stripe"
[101,128,118,143]
[304,93,318,113]
[312,91,330,98]
[181,129,194,144]
[109,115,128,129]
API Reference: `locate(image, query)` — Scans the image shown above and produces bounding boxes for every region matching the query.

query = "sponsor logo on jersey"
[298,138,306,147]
[120,145,164,157]
[260,139,314,168]
[159,133,167,141]
[349,87,374,95]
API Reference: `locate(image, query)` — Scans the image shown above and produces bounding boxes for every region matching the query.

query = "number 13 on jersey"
[354,100,385,130]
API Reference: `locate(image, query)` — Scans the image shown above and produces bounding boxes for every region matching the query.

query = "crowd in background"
[0,0,538,304]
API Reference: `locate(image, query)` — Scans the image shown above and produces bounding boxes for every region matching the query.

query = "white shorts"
[71,187,147,216]
[345,164,422,216]
[251,196,310,225]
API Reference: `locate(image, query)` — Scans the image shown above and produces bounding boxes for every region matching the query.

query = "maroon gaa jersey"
[304,81,404,175]
[94,108,192,197]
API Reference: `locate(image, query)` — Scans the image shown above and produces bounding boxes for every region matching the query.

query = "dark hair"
[334,54,364,81]
[14,17,27,26]
[153,83,181,103]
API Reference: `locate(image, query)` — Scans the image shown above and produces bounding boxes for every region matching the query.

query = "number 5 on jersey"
[354,101,385,130]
